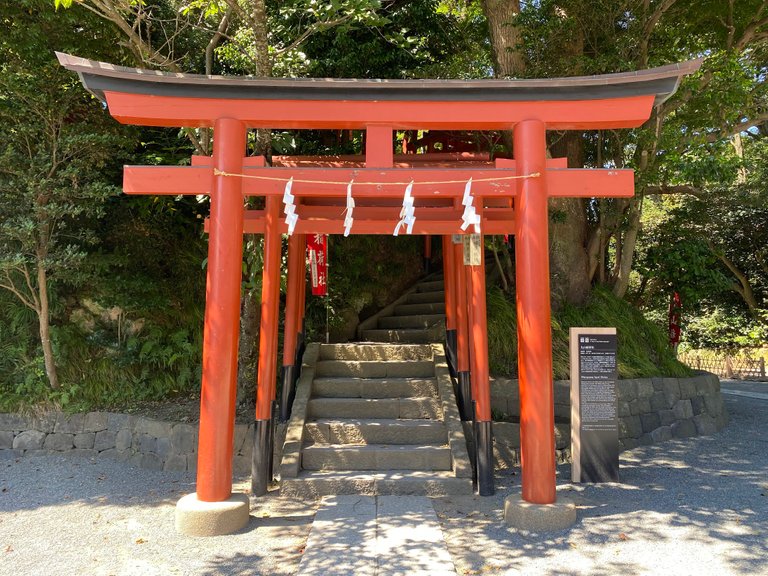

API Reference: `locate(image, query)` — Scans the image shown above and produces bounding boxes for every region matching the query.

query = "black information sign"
[571,329,620,483]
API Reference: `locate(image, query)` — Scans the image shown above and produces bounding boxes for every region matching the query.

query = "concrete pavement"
[296,495,457,576]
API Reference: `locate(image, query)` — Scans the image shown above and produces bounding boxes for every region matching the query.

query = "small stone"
[135,417,172,438]
[636,380,654,399]
[640,412,661,433]
[650,426,672,443]
[620,379,638,402]
[693,414,718,435]
[662,378,681,407]
[43,433,75,452]
[690,396,706,415]
[115,429,132,451]
[141,452,164,471]
[704,394,724,417]
[0,414,29,431]
[94,430,117,452]
[84,412,109,433]
[673,399,694,420]
[630,398,651,415]
[13,430,46,451]
[74,432,95,449]
[619,415,642,439]
[638,433,654,446]
[650,392,668,411]
[678,378,697,399]
[54,413,85,434]
[155,437,172,458]
[100,448,131,462]
[0,430,14,449]
[672,419,697,438]
[658,409,676,426]
[107,413,135,431]
[137,433,157,454]
[164,454,187,472]
[29,413,57,433]
[618,401,631,417]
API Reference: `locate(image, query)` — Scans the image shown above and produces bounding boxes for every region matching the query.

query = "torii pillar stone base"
[504,494,577,533]
[175,492,250,537]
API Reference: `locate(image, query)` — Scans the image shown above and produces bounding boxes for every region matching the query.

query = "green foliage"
[487,285,691,380]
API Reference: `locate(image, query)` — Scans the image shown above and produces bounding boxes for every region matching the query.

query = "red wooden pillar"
[468,243,493,495]
[196,118,246,502]
[442,236,457,372]
[252,194,283,496]
[296,235,307,364]
[514,119,557,504]
[280,233,304,422]
[453,240,472,421]
[424,236,433,273]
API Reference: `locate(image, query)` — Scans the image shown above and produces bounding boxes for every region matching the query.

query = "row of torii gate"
[59,53,699,518]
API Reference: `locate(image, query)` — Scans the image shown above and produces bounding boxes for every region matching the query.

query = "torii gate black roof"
[57,52,701,107]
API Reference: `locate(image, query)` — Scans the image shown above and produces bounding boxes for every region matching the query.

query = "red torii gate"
[58,53,699,534]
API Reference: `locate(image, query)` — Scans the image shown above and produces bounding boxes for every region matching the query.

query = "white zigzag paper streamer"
[394,180,415,236]
[343,180,355,237]
[282,177,298,235]
[460,178,481,233]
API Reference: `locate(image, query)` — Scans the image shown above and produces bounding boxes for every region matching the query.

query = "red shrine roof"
[56,52,702,131]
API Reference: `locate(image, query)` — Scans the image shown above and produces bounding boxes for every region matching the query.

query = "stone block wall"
[490,371,728,466]
[0,411,266,475]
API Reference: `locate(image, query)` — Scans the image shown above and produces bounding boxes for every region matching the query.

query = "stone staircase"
[280,342,472,498]
[357,277,446,344]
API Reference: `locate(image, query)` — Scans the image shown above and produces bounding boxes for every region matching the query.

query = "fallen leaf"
[135,538,147,544]
[618,533,628,541]
[5,545,12,553]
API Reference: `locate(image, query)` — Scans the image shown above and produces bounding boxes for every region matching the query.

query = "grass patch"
[488,285,691,380]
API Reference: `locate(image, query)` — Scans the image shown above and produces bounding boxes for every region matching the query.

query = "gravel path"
[1,388,766,576]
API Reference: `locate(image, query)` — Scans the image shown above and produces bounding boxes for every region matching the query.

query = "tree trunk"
[236,285,261,409]
[481,0,523,77]
[548,132,591,308]
[611,197,642,298]
[36,263,59,389]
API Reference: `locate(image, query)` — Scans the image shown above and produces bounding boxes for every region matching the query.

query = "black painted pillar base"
[445,329,458,377]
[280,365,296,422]
[251,418,272,496]
[457,371,472,421]
[295,331,306,367]
[475,420,494,496]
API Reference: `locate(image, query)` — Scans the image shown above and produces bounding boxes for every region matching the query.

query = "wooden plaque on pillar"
[463,234,482,265]
[570,327,620,483]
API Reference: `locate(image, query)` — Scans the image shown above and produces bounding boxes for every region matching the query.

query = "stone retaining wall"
[490,371,729,467]
[0,411,266,475]
[1,372,728,474]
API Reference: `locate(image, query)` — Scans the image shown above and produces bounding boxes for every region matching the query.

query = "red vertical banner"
[307,234,328,296]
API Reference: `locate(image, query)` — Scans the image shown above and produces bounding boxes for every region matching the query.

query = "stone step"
[315,360,434,378]
[318,343,433,362]
[378,314,445,330]
[360,329,439,344]
[394,302,444,316]
[281,470,473,498]
[416,280,444,293]
[304,419,448,445]
[301,444,452,471]
[307,397,442,420]
[312,377,438,399]
[405,290,445,304]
